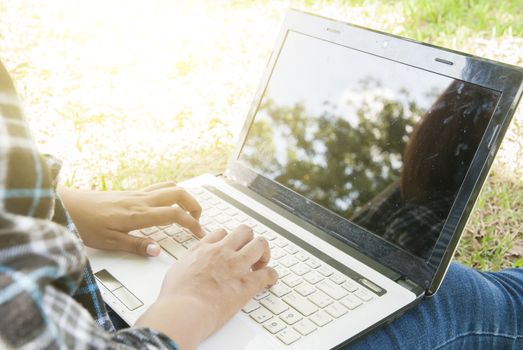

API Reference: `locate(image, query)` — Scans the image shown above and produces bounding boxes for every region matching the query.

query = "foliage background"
[0,0,521,270]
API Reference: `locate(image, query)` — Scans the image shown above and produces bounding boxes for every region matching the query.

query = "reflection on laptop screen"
[239,30,501,259]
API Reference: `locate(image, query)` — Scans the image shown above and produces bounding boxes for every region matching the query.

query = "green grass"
[0,0,521,270]
[458,170,523,271]
[399,0,522,44]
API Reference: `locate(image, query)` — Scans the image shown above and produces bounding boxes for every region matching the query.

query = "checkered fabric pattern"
[354,186,452,260]
[0,61,178,349]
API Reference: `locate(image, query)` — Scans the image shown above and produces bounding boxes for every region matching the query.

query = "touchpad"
[87,247,174,312]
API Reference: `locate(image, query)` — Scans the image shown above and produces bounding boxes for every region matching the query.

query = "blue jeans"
[347,262,523,349]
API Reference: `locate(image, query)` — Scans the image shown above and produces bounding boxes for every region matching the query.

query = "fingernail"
[146,243,160,256]
[195,225,204,237]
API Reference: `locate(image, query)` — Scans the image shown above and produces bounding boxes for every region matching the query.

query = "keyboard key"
[264,231,278,240]
[141,227,158,235]
[283,293,317,316]
[250,306,273,323]
[303,271,324,285]
[254,289,270,300]
[306,259,321,269]
[318,265,334,277]
[245,219,258,228]
[270,283,292,297]
[236,214,249,223]
[293,319,317,336]
[310,310,332,327]
[205,222,222,232]
[290,264,311,276]
[275,238,288,248]
[279,309,303,325]
[325,302,348,318]
[159,238,186,259]
[149,231,167,241]
[282,275,303,288]
[354,287,374,302]
[276,328,301,345]
[200,216,213,226]
[208,197,221,206]
[308,291,333,308]
[274,266,290,278]
[201,192,212,200]
[242,299,260,313]
[215,215,229,224]
[199,201,211,210]
[172,230,193,243]
[295,251,309,261]
[340,294,363,310]
[330,273,346,285]
[280,256,299,268]
[189,187,204,195]
[253,225,267,234]
[224,221,240,231]
[316,280,349,300]
[260,295,289,315]
[271,248,286,260]
[182,237,199,249]
[217,203,228,211]
[164,226,183,236]
[129,230,143,237]
[284,245,299,255]
[342,278,360,292]
[295,283,316,297]
[263,318,286,334]
[225,208,238,216]
[205,208,221,217]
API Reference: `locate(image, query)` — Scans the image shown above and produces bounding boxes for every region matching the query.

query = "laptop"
[86,9,523,349]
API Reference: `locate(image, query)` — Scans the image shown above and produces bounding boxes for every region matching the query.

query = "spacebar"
[159,238,186,259]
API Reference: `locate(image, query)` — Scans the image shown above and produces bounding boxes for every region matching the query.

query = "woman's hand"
[59,182,203,257]
[136,225,278,350]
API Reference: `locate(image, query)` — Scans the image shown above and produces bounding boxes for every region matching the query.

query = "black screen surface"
[239,31,501,260]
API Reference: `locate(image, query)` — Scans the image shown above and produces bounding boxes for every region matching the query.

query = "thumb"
[118,233,161,257]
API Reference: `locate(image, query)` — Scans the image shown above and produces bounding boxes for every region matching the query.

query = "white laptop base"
[86,173,416,349]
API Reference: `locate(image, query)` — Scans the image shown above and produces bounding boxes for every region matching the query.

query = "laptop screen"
[238,30,501,260]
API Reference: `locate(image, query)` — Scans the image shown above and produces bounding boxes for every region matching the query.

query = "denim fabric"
[347,262,523,349]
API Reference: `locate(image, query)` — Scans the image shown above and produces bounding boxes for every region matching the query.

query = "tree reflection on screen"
[241,79,422,219]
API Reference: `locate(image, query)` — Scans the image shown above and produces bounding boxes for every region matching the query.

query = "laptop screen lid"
[225,10,523,294]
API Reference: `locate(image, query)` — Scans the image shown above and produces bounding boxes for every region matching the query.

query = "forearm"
[57,185,85,218]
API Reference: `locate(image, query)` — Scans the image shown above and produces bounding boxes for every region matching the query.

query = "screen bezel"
[226,9,523,292]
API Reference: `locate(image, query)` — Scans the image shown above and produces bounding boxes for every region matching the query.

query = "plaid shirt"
[0,62,178,349]
[354,186,453,260]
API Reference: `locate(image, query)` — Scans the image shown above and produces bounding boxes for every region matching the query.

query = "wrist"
[57,185,80,211]
[136,295,214,350]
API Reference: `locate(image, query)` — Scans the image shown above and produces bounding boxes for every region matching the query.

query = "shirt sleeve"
[0,211,179,350]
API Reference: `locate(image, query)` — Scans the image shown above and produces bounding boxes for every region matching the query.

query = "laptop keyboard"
[131,187,380,346]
